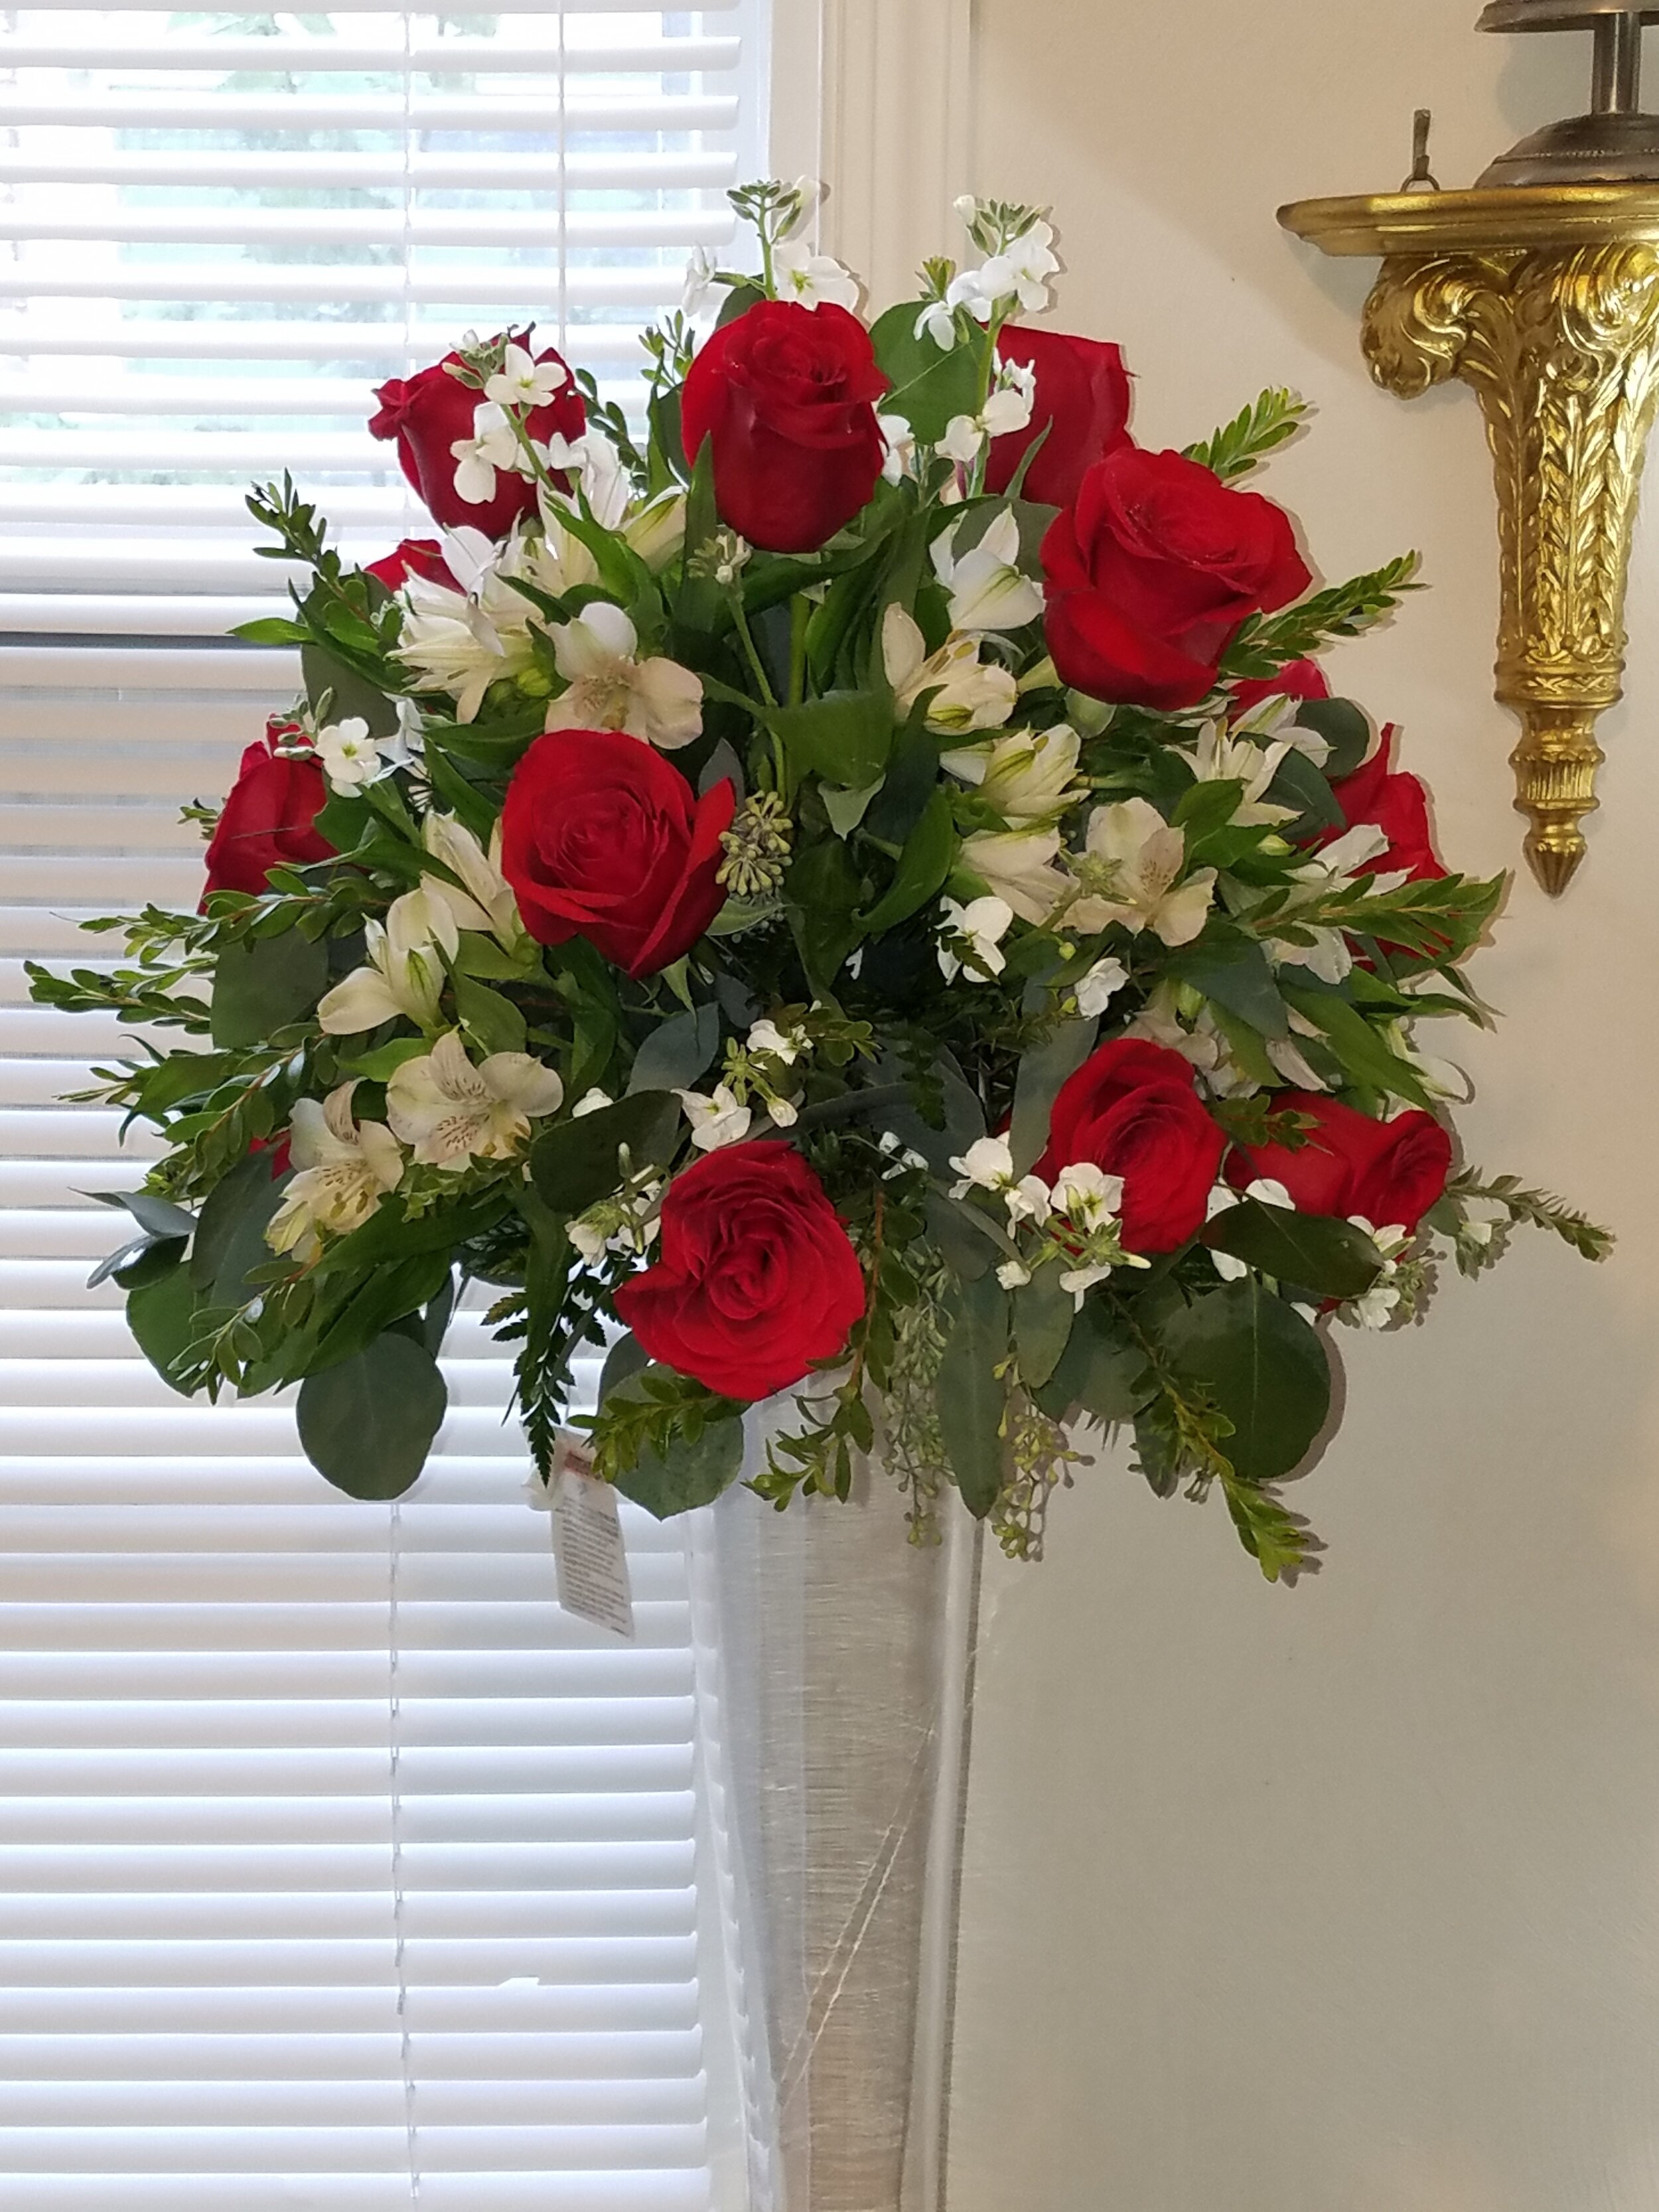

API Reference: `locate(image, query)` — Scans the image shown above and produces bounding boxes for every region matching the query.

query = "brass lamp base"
[1280,184,1659,893]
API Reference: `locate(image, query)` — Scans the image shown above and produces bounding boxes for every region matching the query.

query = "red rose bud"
[1041,445,1312,712]
[1229,657,1329,720]
[368,338,584,536]
[1034,1038,1226,1256]
[202,717,335,901]
[1228,1092,1452,1236]
[249,1131,294,1178]
[499,727,733,979]
[983,326,1132,510]
[680,299,890,554]
[1322,724,1447,885]
[364,537,457,591]
[614,1142,867,1402]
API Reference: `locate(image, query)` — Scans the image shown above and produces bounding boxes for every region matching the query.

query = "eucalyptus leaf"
[111,1234,189,1291]
[1172,943,1289,1041]
[301,640,400,738]
[599,1331,648,1406]
[936,1273,1010,1517]
[530,1091,680,1217]
[857,788,956,936]
[210,931,329,1051]
[126,1263,200,1398]
[451,970,528,1057]
[1203,1199,1384,1301]
[190,1153,287,1301]
[1009,1017,1098,1176]
[87,1189,198,1241]
[1295,696,1372,780]
[1033,1301,1152,1427]
[1013,1266,1075,1391]
[296,1332,449,1501]
[628,1003,721,1096]
[610,1390,745,1520]
[1159,1278,1332,1483]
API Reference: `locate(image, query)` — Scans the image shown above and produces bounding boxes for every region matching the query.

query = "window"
[0,7,768,2203]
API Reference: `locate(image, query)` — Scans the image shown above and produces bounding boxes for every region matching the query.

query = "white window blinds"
[0,2,764,634]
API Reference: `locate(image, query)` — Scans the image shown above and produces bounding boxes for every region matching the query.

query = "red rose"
[1230,657,1329,719]
[369,338,584,536]
[984,327,1132,509]
[202,717,335,901]
[1321,725,1447,883]
[1034,1038,1227,1255]
[1228,1092,1453,1234]
[1041,446,1312,711]
[680,299,889,554]
[365,538,457,591]
[499,727,733,978]
[615,1142,867,1402]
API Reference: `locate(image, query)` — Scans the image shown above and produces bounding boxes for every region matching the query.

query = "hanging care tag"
[549,1438,635,1640]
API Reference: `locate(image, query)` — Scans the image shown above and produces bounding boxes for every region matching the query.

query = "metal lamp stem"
[1593,13,1643,112]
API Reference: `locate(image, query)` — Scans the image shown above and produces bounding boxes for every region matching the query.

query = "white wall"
[940,5,1659,2207]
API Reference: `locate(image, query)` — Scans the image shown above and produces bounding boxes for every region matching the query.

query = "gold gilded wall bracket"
[1281,186,1659,895]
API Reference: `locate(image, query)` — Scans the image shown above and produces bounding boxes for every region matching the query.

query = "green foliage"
[1183,388,1310,482]
[936,1273,1011,1518]
[1224,554,1423,678]
[1203,1201,1384,1301]
[1159,1279,1333,1486]
[295,1333,449,1501]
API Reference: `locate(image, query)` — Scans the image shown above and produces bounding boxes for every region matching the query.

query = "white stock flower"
[571,1087,615,1118]
[938,362,1037,465]
[387,1030,563,1168]
[544,601,703,751]
[773,240,861,312]
[451,398,522,506]
[1074,956,1129,1019]
[317,887,457,1035]
[747,1018,807,1066]
[541,428,630,531]
[483,341,569,411]
[266,1084,404,1263]
[682,243,720,316]
[942,723,1082,826]
[421,812,527,951]
[914,298,958,350]
[997,1259,1033,1290]
[961,826,1070,926]
[931,510,1043,634]
[938,893,1014,982]
[882,605,1017,735]
[1068,797,1217,948]
[879,413,918,483]
[676,1084,753,1151]
[1005,1173,1051,1224]
[315,717,384,793]
[1191,718,1299,827]
[949,1134,1015,1196]
[624,492,687,571]
[1050,1161,1125,1230]
[946,220,1060,323]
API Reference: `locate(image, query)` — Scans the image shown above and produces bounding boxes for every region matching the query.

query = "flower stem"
[729,596,778,708]
[788,595,810,707]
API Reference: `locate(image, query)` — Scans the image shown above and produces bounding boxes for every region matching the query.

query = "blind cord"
[390,1494,421,2205]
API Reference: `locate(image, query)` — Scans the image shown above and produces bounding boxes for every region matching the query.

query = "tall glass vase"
[695,1449,981,2212]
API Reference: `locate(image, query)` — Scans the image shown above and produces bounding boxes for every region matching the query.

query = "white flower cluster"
[948,1135,1150,1307]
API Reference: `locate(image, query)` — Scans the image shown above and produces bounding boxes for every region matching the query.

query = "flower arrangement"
[35,183,1611,1580]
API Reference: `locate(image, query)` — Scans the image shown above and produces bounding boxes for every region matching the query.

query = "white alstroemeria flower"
[676,1084,752,1152]
[1050,1161,1126,1231]
[396,570,535,725]
[942,723,1083,826]
[747,1018,807,1066]
[682,242,720,317]
[931,510,1043,634]
[544,601,703,751]
[388,1030,563,1169]
[484,340,569,412]
[1005,1173,1052,1225]
[624,492,687,572]
[421,812,527,952]
[266,1084,405,1263]
[1125,986,1251,1096]
[1273,924,1354,988]
[1074,956,1129,1019]
[938,362,1039,465]
[315,716,384,793]
[938,893,1014,982]
[961,826,1071,926]
[883,605,1017,735]
[1265,1035,1329,1090]
[879,413,918,483]
[1067,797,1217,948]
[1297,821,1394,884]
[773,240,861,312]
[571,1087,615,1118]
[317,887,457,1036]
[1191,718,1299,827]
[949,1134,1015,1197]
[915,298,959,350]
[541,428,630,531]
[451,399,522,506]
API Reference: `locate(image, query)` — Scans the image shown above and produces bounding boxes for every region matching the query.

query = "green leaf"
[210,930,329,1051]
[1033,1300,1151,1426]
[451,970,527,1057]
[1183,388,1309,482]
[786,836,868,996]
[1172,776,1246,840]
[599,1331,648,1406]
[1159,1278,1331,1483]
[1295,697,1372,780]
[1266,747,1344,839]
[190,1153,289,1305]
[1203,1199,1383,1299]
[305,1249,454,1376]
[126,1262,200,1398]
[610,1392,745,1519]
[857,788,956,936]
[452,933,537,982]
[822,777,883,838]
[296,1333,449,1501]
[1013,1266,1074,1390]
[627,1003,721,1096]
[1279,982,1432,1106]
[88,1189,198,1241]
[936,1273,1009,1517]
[530,1091,680,1217]
[301,640,400,738]
[111,1234,189,1291]
[869,302,987,443]
[344,1036,430,1081]
[1009,1017,1098,1176]
[231,617,308,645]
[1171,942,1289,1040]
[766,690,894,788]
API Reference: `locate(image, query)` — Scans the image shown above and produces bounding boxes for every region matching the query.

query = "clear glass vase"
[693,1439,981,2212]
